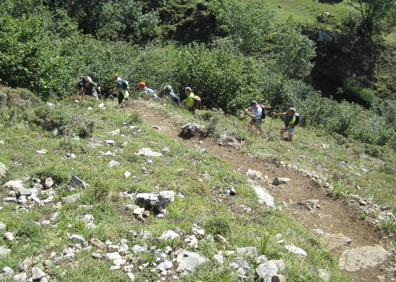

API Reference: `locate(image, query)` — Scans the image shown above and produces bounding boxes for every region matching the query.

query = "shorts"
[250,118,262,125]
[285,127,295,135]
[118,89,129,104]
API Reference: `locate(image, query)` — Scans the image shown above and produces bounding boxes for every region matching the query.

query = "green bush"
[205,217,231,236]
[342,79,378,108]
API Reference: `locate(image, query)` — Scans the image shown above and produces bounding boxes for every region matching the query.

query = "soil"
[128,100,395,282]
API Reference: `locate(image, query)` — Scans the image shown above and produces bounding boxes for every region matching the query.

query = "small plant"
[204,217,231,236]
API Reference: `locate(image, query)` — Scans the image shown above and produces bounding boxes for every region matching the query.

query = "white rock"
[252,185,275,208]
[124,171,132,179]
[106,252,122,261]
[3,180,24,191]
[256,261,279,282]
[0,222,6,231]
[105,140,115,146]
[31,266,46,281]
[213,255,224,265]
[113,258,127,266]
[2,266,13,276]
[69,234,86,245]
[137,148,163,158]
[44,178,54,189]
[4,232,14,241]
[12,272,27,282]
[62,193,81,203]
[236,247,259,257]
[133,207,145,217]
[0,245,11,257]
[36,149,47,155]
[0,162,7,178]
[157,260,173,272]
[90,238,106,250]
[127,272,135,281]
[318,269,331,282]
[108,160,121,168]
[185,235,199,248]
[285,244,307,257]
[69,176,88,189]
[246,169,263,180]
[109,129,121,136]
[132,245,147,254]
[159,230,180,241]
[176,251,208,273]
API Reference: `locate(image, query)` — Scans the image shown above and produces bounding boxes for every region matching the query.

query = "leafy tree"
[355,0,396,35]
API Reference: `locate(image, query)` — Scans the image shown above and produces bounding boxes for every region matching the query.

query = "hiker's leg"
[118,93,123,105]
[287,127,295,142]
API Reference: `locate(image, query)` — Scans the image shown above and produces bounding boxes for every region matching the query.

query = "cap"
[138,81,146,89]
[185,87,192,92]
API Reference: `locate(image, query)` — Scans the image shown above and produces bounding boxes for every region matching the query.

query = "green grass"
[246,0,352,25]
[0,99,348,281]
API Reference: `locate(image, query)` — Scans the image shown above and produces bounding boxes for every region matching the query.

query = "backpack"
[294,113,300,126]
[259,103,266,119]
[117,79,129,90]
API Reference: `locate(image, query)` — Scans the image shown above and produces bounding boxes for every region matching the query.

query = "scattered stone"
[159,230,180,241]
[127,272,135,281]
[133,207,145,217]
[98,103,105,109]
[4,232,14,241]
[136,191,175,213]
[31,266,46,281]
[179,123,203,139]
[157,260,173,272]
[137,148,163,158]
[236,247,258,257]
[4,180,25,191]
[2,266,13,276]
[271,274,287,282]
[69,234,86,245]
[320,233,352,251]
[318,269,331,282]
[185,235,199,248]
[62,193,81,203]
[108,160,121,168]
[312,229,325,236]
[339,245,390,272]
[0,162,7,178]
[272,177,291,186]
[176,251,208,273]
[105,140,115,146]
[113,258,127,266]
[121,141,128,148]
[124,171,132,179]
[109,129,121,136]
[106,252,122,261]
[132,245,147,254]
[13,272,27,282]
[252,185,275,208]
[192,226,205,238]
[256,255,268,264]
[246,169,263,180]
[256,261,279,282]
[214,234,230,246]
[0,222,6,231]
[213,255,224,265]
[36,149,47,155]
[285,244,307,257]
[66,153,77,159]
[0,245,11,257]
[43,178,54,189]
[69,176,88,189]
[226,187,237,196]
[161,147,171,154]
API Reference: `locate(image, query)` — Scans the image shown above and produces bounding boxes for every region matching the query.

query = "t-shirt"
[255,106,263,120]
[144,87,155,95]
[186,92,195,108]
[284,114,296,127]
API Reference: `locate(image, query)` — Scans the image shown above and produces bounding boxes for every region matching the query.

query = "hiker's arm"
[273,112,286,116]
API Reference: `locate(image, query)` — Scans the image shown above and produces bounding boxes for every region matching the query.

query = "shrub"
[205,217,231,236]
[342,79,378,108]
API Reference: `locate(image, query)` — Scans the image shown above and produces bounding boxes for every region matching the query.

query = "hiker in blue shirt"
[244,100,263,135]
[112,73,129,106]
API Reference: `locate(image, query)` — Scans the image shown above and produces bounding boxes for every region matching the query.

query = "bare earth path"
[128,100,395,282]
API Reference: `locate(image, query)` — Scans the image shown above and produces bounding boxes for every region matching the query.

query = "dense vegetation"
[0,0,395,148]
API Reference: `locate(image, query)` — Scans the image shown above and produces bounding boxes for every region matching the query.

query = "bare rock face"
[339,245,391,272]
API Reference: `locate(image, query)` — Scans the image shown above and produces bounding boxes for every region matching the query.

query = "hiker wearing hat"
[77,75,99,100]
[273,107,300,142]
[137,81,156,97]
[158,85,180,105]
[112,74,130,106]
[244,100,263,135]
[184,87,201,113]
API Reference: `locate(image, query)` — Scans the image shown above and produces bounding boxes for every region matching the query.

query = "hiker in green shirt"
[184,87,200,113]
[273,107,300,142]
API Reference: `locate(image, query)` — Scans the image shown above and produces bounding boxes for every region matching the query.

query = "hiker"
[77,76,99,100]
[184,87,201,113]
[138,81,157,98]
[273,107,300,142]
[158,85,180,105]
[112,74,129,106]
[244,100,263,135]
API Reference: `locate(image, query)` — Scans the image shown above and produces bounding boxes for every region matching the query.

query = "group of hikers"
[76,75,300,142]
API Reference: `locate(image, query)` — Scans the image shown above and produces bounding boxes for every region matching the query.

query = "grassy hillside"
[0,93,347,281]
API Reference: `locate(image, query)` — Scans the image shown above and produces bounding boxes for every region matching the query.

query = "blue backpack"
[117,79,129,90]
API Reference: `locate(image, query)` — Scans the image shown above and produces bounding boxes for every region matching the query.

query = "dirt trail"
[128,100,394,282]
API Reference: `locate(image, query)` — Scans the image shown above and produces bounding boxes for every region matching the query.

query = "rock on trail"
[251,185,275,208]
[339,245,390,272]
